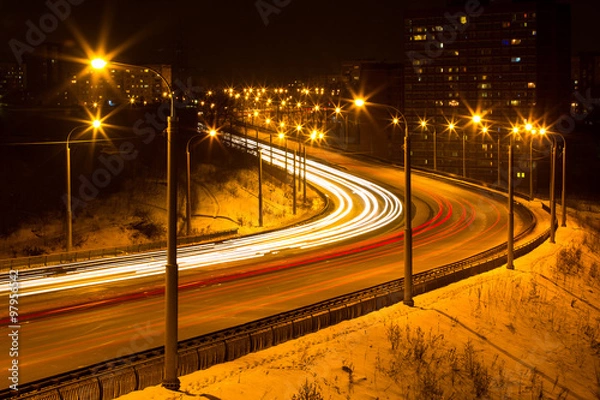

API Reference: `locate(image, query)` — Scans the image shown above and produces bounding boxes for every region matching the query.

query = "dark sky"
[0,0,598,83]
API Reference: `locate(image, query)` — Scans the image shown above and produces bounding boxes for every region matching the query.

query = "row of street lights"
[67,58,566,390]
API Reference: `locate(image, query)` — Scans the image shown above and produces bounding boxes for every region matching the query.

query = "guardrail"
[0,229,240,272]
[5,215,551,400]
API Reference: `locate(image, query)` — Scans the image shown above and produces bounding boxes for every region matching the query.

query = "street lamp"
[186,130,218,237]
[419,119,437,171]
[66,120,102,253]
[507,125,519,269]
[447,122,466,177]
[541,129,567,238]
[354,98,413,307]
[91,57,180,390]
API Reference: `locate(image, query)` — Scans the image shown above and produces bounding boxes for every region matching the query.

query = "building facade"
[403,0,571,189]
[71,64,172,107]
[0,63,26,103]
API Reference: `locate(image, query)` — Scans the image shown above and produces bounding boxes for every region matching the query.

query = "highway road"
[0,135,532,385]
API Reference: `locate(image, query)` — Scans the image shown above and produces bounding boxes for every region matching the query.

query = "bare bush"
[556,246,583,276]
[291,379,324,400]
[463,341,492,398]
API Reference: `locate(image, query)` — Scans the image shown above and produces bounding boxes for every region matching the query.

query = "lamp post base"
[162,379,181,391]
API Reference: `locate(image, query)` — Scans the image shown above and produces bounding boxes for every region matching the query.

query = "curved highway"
[0,136,532,384]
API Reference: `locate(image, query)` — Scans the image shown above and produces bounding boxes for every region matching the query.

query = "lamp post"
[507,126,517,269]
[542,130,567,237]
[419,119,437,171]
[186,130,217,237]
[354,98,413,306]
[91,58,180,390]
[335,107,349,148]
[66,120,101,253]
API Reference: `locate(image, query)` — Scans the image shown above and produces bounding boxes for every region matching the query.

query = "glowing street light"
[91,57,180,390]
[419,119,437,171]
[354,98,413,307]
[66,119,102,253]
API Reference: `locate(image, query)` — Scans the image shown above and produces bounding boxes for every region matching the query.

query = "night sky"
[0,0,598,83]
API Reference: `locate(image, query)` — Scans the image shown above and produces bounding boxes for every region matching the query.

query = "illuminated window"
[502,39,510,46]
[511,39,522,45]
[510,100,521,106]
[528,82,536,88]
[478,83,492,89]
[502,21,510,28]
[460,16,468,24]
[454,51,460,56]
[532,30,537,36]
[511,57,521,63]
[413,35,426,41]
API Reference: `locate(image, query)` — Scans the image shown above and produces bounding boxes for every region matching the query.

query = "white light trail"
[1,135,402,297]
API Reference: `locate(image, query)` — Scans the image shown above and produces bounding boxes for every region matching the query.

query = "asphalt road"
[0,138,532,385]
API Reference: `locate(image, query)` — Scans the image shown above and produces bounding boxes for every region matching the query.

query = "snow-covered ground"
[118,209,600,400]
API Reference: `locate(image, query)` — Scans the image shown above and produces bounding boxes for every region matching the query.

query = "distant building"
[0,63,26,103]
[71,64,172,107]
[403,0,571,188]
[571,52,600,126]
[338,61,404,157]
[21,42,77,106]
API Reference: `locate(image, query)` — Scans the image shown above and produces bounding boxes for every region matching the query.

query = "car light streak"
[1,134,403,297]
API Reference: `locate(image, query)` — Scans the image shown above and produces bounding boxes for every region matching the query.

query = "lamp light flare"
[354,98,365,107]
[92,120,101,129]
[91,58,107,69]
[472,115,482,124]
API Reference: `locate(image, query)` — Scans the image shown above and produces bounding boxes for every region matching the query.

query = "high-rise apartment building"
[0,63,26,103]
[403,0,570,186]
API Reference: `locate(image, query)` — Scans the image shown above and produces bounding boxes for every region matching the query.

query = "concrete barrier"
[329,304,348,324]
[292,315,314,338]
[225,334,251,361]
[312,309,330,331]
[250,327,274,351]
[272,321,293,345]
[98,367,137,399]
[135,361,163,390]
[58,380,101,400]
[198,342,226,370]
[178,349,200,376]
